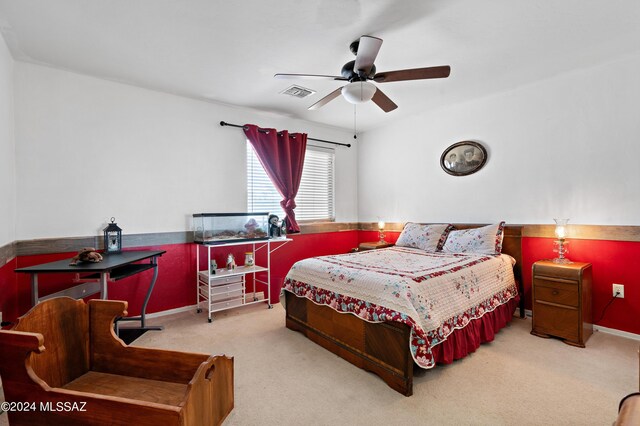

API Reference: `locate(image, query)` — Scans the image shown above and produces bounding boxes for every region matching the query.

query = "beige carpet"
[139,302,637,426]
[1,302,637,425]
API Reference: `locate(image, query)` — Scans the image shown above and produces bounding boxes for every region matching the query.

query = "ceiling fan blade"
[373,66,451,83]
[274,73,347,81]
[354,35,383,75]
[371,88,398,113]
[308,87,344,110]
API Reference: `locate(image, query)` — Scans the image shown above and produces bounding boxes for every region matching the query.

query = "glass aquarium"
[193,212,270,244]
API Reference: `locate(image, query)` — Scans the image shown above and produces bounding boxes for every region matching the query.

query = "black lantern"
[103,217,122,254]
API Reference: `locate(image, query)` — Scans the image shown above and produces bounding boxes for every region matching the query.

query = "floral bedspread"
[283,246,517,369]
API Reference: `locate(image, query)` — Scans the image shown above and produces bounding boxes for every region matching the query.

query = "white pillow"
[442,222,506,255]
[395,223,453,252]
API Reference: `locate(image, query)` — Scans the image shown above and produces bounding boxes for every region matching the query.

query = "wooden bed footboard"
[283,224,523,396]
[285,291,414,396]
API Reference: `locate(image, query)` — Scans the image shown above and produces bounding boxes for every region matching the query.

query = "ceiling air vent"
[280,85,316,99]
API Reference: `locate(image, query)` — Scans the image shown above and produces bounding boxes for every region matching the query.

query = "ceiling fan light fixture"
[341,81,376,104]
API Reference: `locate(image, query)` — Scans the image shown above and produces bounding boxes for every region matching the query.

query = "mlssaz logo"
[40,401,88,412]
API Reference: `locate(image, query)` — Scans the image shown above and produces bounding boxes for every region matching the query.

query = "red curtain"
[243,124,307,233]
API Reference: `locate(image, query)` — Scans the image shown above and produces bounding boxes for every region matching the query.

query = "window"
[246,142,335,222]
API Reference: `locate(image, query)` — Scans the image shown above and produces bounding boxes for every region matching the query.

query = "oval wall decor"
[440,141,487,176]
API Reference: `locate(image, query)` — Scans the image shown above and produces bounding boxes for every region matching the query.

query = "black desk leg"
[139,256,160,328]
[100,272,109,300]
[117,255,163,332]
[31,274,39,306]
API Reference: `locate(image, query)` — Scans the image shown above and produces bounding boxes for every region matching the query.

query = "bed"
[283,223,523,396]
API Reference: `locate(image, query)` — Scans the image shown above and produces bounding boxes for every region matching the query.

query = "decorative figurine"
[210,259,217,274]
[226,254,236,270]
[268,214,282,238]
[244,252,254,267]
[69,247,103,266]
[244,218,259,236]
[280,217,287,236]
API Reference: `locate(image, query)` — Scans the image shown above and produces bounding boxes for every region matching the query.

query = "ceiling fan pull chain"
[353,104,357,139]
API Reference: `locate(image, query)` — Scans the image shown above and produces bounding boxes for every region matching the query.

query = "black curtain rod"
[219,121,351,148]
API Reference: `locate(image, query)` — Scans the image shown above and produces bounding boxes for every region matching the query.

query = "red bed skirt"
[430,295,519,365]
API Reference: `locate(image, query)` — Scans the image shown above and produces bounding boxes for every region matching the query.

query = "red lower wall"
[3,231,359,323]
[1,230,639,337]
[13,246,197,321]
[0,257,18,324]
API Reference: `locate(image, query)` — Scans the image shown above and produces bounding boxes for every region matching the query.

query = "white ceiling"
[1,0,639,132]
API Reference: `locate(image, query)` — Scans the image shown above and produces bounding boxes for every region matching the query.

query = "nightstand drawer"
[533,303,579,341]
[533,261,589,281]
[534,279,579,307]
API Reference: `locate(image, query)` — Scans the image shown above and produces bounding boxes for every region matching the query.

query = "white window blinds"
[246,142,335,222]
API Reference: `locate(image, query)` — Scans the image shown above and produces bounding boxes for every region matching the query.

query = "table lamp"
[378,221,386,243]
[552,218,571,263]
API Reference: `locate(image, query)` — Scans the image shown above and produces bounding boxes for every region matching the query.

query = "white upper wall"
[0,35,15,247]
[358,51,640,226]
[11,42,640,240]
[14,63,357,239]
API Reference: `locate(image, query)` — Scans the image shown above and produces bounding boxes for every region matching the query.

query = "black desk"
[15,250,166,333]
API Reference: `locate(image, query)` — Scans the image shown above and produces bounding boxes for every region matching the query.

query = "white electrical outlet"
[613,284,625,298]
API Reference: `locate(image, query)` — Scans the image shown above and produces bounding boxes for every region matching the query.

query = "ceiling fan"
[274,35,450,113]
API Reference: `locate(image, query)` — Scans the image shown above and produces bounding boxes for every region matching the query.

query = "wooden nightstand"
[531,260,592,347]
[358,241,394,251]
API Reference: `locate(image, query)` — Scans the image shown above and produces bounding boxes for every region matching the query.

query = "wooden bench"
[0,297,233,425]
